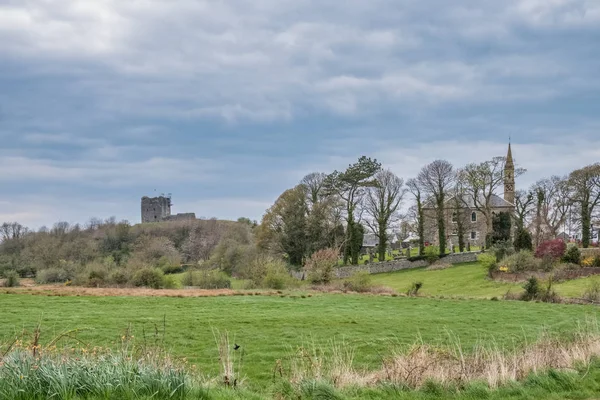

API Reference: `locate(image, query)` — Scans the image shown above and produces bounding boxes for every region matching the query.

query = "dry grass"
[426,263,453,271]
[284,320,600,389]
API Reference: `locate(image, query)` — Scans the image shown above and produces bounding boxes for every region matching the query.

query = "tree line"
[256,156,600,266]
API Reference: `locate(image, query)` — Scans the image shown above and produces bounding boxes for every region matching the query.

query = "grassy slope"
[0,293,598,389]
[370,262,600,298]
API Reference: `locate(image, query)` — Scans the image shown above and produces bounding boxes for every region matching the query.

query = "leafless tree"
[301,172,328,207]
[417,160,455,255]
[532,176,571,243]
[0,222,29,241]
[460,157,525,237]
[514,189,535,229]
[364,169,406,260]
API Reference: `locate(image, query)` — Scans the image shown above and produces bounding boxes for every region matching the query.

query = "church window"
[470,231,477,240]
[452,212,458,223]
[471,212,477,222]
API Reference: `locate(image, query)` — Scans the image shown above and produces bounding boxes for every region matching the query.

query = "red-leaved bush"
[304,248,339,284]
[535,239,567,260]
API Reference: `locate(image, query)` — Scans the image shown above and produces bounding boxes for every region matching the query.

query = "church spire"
[504,141,515,205]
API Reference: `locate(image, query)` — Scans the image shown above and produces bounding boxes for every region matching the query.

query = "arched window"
[452,212,458,223]
[471,212,477,222]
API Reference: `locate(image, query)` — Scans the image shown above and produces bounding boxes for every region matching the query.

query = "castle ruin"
[141,195,196,223]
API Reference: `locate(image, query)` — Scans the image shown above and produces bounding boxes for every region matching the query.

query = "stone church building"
[423,143,516,248]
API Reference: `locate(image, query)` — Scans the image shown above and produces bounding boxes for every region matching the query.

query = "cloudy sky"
[1,0,599,228]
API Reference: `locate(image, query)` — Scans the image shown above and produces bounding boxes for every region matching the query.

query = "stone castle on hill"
[141,195,196,223]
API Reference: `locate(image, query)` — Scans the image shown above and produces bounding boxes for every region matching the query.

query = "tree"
[532,176,571,243]
[257,186,308,266]
[406,179,425,256]
[450,183,469,252]
[460,156,525,238]
[0,222,28,241]
[300,172,341,256]
[301,172,328,206]
[514,190,535,230]
[364,170,406,260]
[324,156,381,264]
[490,212,512,245]
[568,164,600,248]
[417,160,455,256]
[514,227,533,251]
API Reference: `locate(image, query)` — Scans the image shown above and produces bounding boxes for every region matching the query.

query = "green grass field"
[370,262,600,298]
[1,292,598,391]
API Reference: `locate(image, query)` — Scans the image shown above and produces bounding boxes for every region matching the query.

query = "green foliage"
[131,268,166,289]
[490,212,512,245]
[407,281,423,296]
[522,277,540,301]
[499,251,539,272]
[514,227,533,252]
[2,270,20,287]
[344,222,365,265]
[492,240,515,262]
[583,280,600,302]
[478,252,498,275]
[424,246,440,265]
[35,265,75,284]
[562,245,581,265]
[343,271,373,293]
[0,349,193,400]
[262,261,295,290]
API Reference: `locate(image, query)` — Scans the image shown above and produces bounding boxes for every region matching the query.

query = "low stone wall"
[443,252,480,264]
[333,259,428,279]
[292,251,480,280]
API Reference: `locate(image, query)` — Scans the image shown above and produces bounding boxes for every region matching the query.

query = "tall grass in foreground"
[5,320,600,399]
[284,318,600,390]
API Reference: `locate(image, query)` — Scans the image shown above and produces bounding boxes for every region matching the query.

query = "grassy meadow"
[1,292,599,390]
[370,261,600,298]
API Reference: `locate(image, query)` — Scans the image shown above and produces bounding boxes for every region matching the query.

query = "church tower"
[504,142,515,205]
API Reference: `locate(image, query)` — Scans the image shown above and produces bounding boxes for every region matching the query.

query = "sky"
[1,0,599,229]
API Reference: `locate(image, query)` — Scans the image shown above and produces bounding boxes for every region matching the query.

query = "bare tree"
[460,157,525,241]
[301,172,328,206]
[532,176,571,243]
[568,163,600,248]
[364,170,406,260]
[406,179,425,256]
[0,222,29,241]
[514,189,535,230]
[417,160,455,256]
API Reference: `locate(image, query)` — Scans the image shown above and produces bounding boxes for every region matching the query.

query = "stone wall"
[292,251,480,280]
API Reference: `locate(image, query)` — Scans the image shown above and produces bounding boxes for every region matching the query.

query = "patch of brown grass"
[285,321,600,389]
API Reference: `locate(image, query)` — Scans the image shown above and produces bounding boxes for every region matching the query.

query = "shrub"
[305,248,338,284]
[74,263,110,287]
[498,251,539,272]
[108,269,129,285]
[424,246,440,265]
[562,245,581,265]
[513,228,533,252]
[182,270,231,289]
[343,271,373,293]
[262,261,295,290]
[3,270,20,287]
[35,267,74,284]
[583,280,600,302]
[478,252,497,274]
[535,239,567,261]
[407,281,423,296]
[595,256,600,268]
[131,268,166,289]
[521,277,540,301]
[492,241,514,262]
